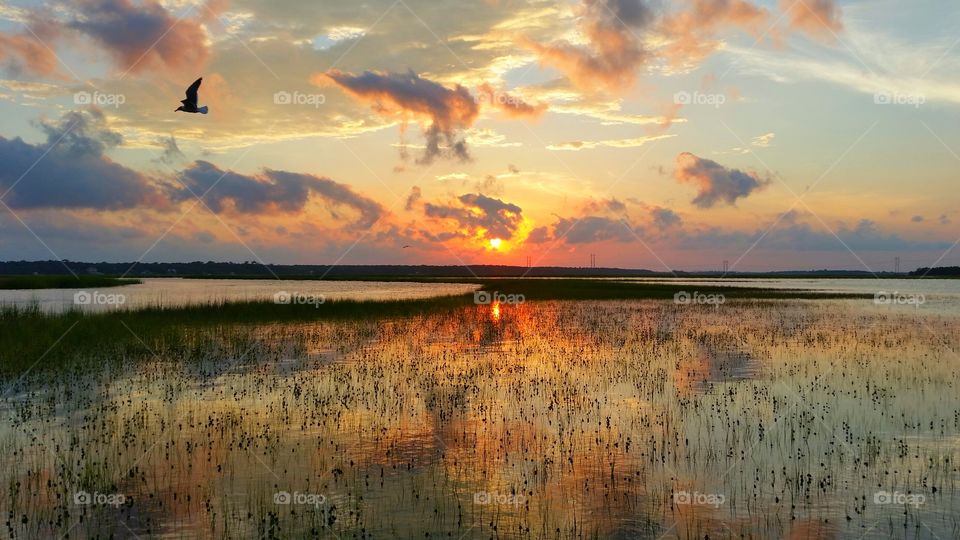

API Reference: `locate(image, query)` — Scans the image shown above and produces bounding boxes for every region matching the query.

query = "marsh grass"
[0,279,868,376]
[4,279,952,539]
[1,298,958,538]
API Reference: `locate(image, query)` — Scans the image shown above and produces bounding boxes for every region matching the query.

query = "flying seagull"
[175,77,208,114]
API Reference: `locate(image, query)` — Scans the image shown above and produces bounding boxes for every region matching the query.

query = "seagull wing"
[184,77,202,106]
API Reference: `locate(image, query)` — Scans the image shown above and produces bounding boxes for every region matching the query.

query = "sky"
[0,0,957,272]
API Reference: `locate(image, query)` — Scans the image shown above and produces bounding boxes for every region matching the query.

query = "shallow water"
[0,277,481,312]
[2,299,958,539]
[626,277,960,315]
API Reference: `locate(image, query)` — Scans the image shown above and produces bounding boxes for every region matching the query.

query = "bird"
[175,77,208,114]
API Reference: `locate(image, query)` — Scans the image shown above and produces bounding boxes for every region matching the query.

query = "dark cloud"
[0,109,164,210]
[404,185,422,211]
[527,226,551,244]
[37,109,123,155]
[424,193,523,239]
[174,161,385,229]
[154,136,186,165]
[523,0,653,91]
[67,0,217,73]
[673,152,769,207]
[525,0,843,92]
[318,70,479,164]
[553,215,638,244]
[651,207,682,229]
[0,110,389,230]
[193,231,216,243]
[582,198,628,215]
[525,203,681,246]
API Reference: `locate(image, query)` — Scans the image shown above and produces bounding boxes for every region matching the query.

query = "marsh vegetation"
[1,288,957,538]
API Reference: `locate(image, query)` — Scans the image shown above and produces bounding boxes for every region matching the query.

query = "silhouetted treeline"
[910,266,960,276]
[0,260,658,278]
[0,260,923,278]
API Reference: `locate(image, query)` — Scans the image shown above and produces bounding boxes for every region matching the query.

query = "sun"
[488,238,503,250]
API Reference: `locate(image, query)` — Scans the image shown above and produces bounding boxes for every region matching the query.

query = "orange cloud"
[660,0,770,67]
[68,0,217,74]
[525,0,844,93]
[0,19,63,78]
[0,33,59,77]
[477,83,547,119]
[780,0,843,40]
[521,2,650,93]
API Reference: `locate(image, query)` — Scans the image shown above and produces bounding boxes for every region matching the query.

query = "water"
[625,277,960,315]
[0,277,481,312]
[2,297,958,539]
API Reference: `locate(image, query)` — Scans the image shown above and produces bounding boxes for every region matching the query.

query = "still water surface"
[0,277,480,312]
[2,297,958,538]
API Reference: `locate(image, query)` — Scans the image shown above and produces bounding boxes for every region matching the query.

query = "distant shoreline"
[1,260,957,280]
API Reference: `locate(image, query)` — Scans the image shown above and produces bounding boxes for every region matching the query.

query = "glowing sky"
[0,0,957,271]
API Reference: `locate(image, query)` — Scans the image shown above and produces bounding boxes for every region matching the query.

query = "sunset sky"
[0,0,957,271]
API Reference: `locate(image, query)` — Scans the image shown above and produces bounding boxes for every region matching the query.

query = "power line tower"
[895,256,901,274]
[723,260,729,274]
[526,255,531,268]
[590,254,596,269]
